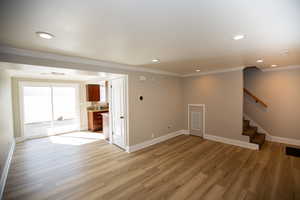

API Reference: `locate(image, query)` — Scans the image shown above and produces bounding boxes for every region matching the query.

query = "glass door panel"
[23,86,53,138]
[53,87,77,120]
[52,86,80,134]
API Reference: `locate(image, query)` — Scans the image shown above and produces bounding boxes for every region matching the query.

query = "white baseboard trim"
[127,129,259,153]
[127,130,186,153]
[204,134,259,150]
[181,129,190,135]
[267,136,300,146]
[0,140,15,199]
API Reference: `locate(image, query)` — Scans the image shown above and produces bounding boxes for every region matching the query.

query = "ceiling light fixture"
[152,59,160,63]
[256,59,263,63]
[36,32,54,39]
[40,72,65,76]
[196,69,201,72]
[271,64,278,67]
[233,35,245,40]
[51,72,65,75]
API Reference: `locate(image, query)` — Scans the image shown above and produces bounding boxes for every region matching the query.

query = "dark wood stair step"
[243,126,257,137]
[243,120,250,128]
[250,133,265,148]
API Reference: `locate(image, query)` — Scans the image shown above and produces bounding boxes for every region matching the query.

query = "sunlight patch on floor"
[49,131,104,146]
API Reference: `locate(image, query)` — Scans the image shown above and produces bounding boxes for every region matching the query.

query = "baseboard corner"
[181,130,190,135]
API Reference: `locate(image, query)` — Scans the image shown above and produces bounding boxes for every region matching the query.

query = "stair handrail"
[243,88,268,108]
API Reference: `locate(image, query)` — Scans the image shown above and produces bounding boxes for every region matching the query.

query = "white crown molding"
[182,66,245,77]
[0,45,250,78]
[260,65,300,72]
[0,140,15,199]
[0,45,181,77]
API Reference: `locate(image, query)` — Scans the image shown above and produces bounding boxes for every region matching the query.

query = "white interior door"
[189,105,204,137]
[111,78,126,149]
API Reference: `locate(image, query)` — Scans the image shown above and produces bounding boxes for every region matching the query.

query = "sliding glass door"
[21,82,80,138]
[52,86,79,134]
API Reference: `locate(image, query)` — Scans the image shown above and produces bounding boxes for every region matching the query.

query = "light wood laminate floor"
[3,134,300,200]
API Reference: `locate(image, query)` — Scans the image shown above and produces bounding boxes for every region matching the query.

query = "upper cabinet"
[86,84,100,102]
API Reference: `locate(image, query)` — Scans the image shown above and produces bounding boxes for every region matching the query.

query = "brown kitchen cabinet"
[88,110,108,132]
[86,84,100,102]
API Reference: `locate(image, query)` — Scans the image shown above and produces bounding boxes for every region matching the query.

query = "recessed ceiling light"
[36,32,54,39]
[271,64,278,67]
[256,59,263,63]
[152,59,160,63]
[233,35,245,40]
[196,69,201,72]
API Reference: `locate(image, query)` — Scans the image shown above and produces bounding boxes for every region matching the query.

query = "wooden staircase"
[243,119,266,149]
[243,88,267,149]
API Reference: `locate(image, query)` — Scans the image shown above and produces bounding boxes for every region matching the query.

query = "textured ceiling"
[0,0,299,74]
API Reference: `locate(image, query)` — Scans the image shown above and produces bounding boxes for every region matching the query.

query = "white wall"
[244,67,300,140]
[0,70,14,183]
[128,72,184,145]
[183,70,247,142]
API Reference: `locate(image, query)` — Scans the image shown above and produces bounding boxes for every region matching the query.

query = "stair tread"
[250,133,265,145]
[243,120,250,124]
[242,118,266,149]
[243,126,257,137]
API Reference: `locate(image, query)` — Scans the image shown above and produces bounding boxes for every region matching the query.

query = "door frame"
[18,81,81,139]
[187,104,206,137]
[108,75,129,151]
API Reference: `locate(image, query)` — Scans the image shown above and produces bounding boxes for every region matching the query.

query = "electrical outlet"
[151,133,155,138]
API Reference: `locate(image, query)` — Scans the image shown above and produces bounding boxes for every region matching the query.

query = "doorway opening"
[2,63,129,151]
